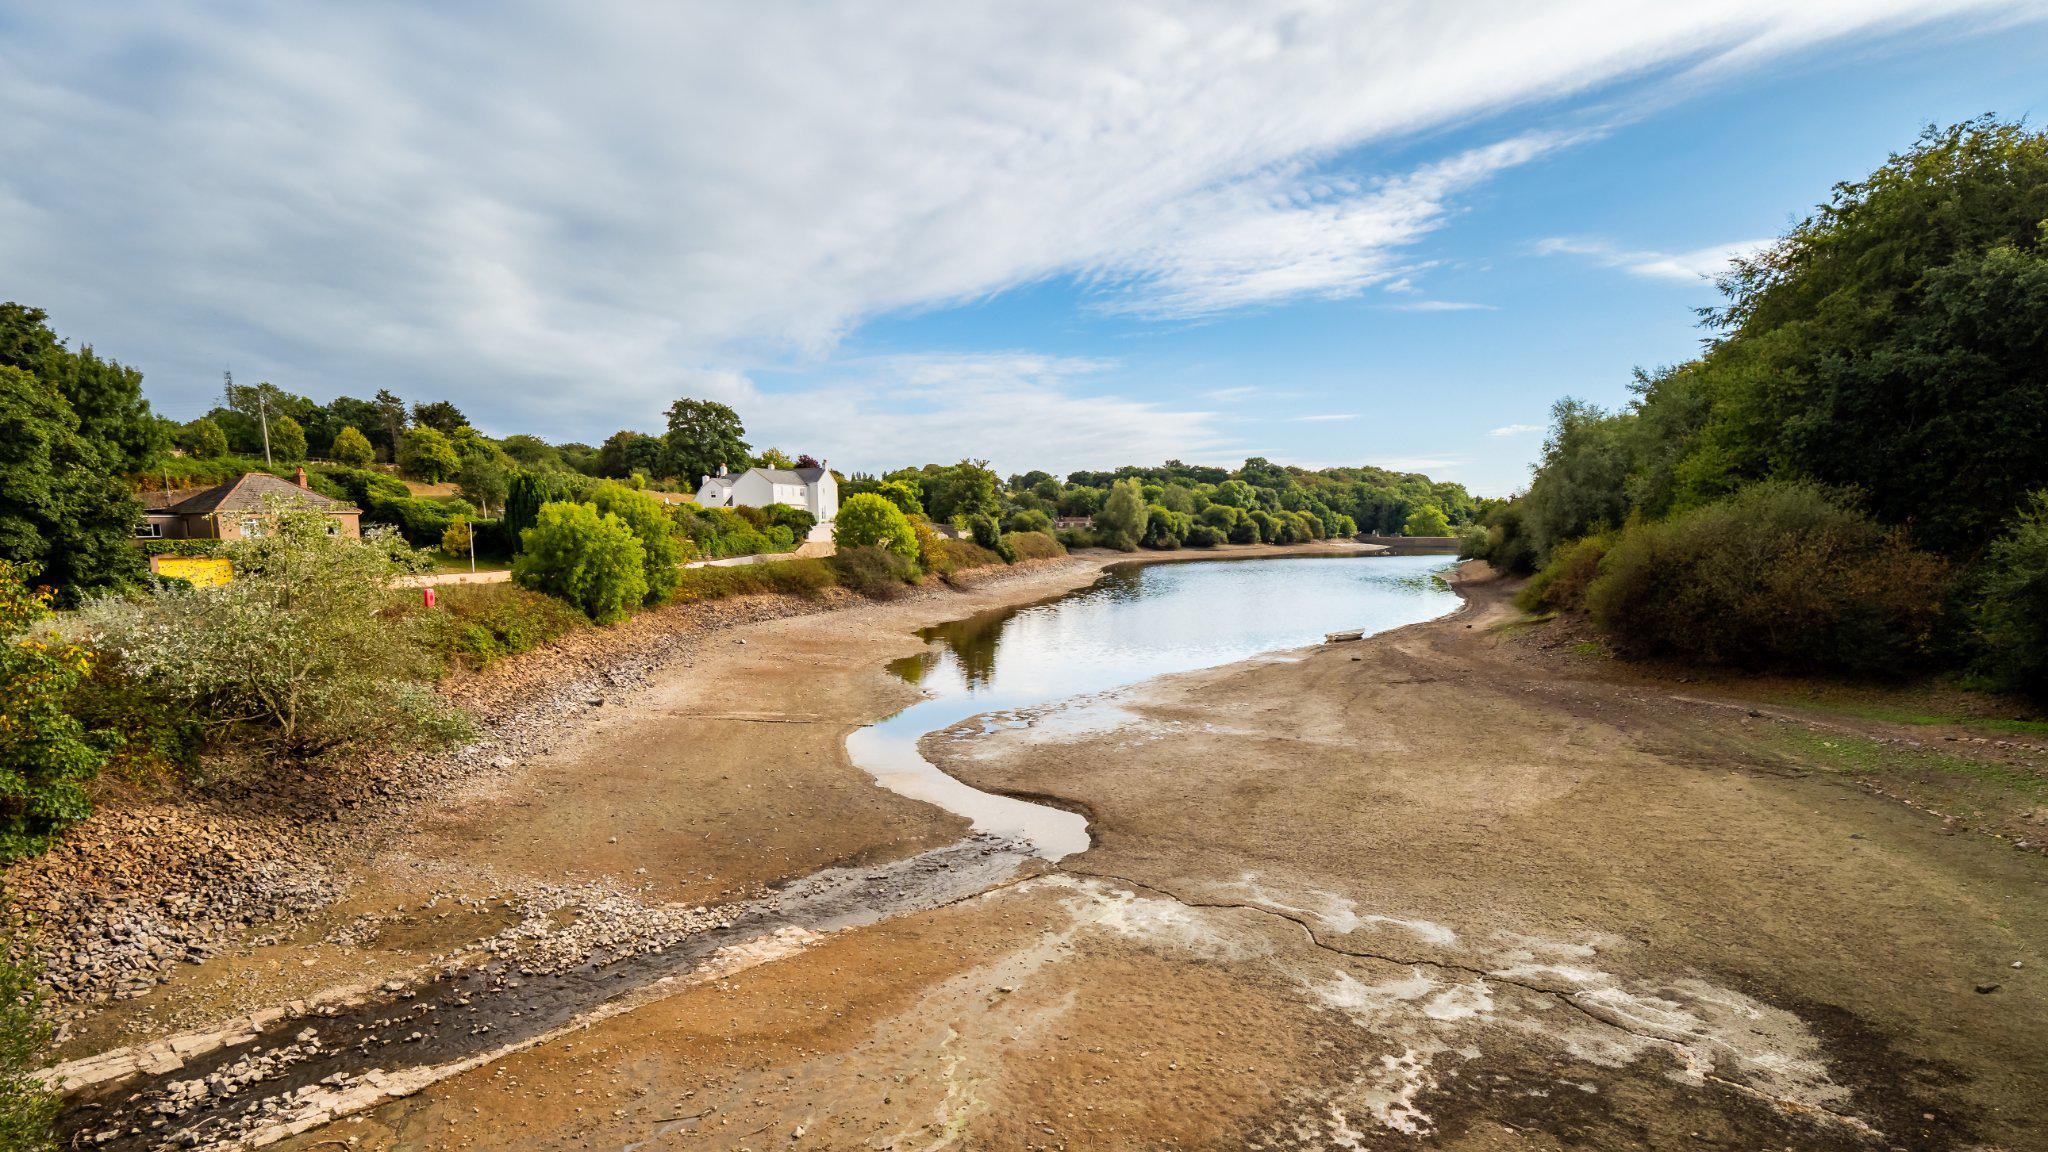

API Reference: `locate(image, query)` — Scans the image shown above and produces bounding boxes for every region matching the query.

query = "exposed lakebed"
[851,553,1462,858]
[60,551,1462,1149]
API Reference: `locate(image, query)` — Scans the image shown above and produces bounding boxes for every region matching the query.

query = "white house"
[697,461,838,537]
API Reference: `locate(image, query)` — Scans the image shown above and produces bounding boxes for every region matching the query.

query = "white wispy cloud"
[746,353,1236,477]
[1488,422,1546,437]
[1289,413,1358,423]
[1533,235,1777,282]
[1390,300,1498,312]
[0,1,2036,450]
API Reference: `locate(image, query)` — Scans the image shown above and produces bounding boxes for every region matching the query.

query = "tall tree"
[662,398,749,485]
[597,430,667,479]
[0,302,161,473]
[410,400,468,434]
[371,389,408,461]
[0,366,142,597]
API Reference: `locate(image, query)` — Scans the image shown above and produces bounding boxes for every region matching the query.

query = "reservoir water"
[847,552,1462,859]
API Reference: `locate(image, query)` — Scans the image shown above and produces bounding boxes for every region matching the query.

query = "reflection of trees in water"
[900,566,1149,691]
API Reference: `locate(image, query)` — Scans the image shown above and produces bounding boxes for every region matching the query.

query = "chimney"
[294,466,308,488]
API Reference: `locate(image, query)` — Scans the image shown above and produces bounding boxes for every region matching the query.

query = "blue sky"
[4,4,2046,494]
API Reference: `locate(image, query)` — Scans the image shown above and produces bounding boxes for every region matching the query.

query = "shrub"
[1969,491,2048,697]
[1227,518,1259,545]
[1141,505,1191,550]
[835,493,919,561]
[420,583,586,671]
[1404,503,1452,537]
[764,504,817,539]
[179,417,228,459]
[1005,508,1053,535]
[939,538,1006,574]
[1054,526,1098,550]
[329,425,375,467]
[514,501,648,623]
[269,414,307,464]
[829,545,921,598]
[591,482,686,602]
[1004,530,1067,561]
[733,504,768,530]
[0,916,57,1151]
[504,469,598,543]
[440,517,472,557]
[909,515,951,574]
[1515,533,1611,614]
[966,514,1016,562]
[1582,484,1949,675]
[79,503,468,757]
[0,561,107,860]
[1184,523,1226,548]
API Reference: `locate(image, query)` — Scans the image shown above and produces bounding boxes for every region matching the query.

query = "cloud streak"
[1533,235,1777,282]
[1,1,2038,451]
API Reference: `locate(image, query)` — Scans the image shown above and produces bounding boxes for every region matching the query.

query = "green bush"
[1004,530,1067,561]
[504,469,598,543]
[1184,523,1225,548]
[829,545,921,598]
[0,561,108,860]
[591,482,686,603]
[1093,479,1147,551]
[179,417,228,459]
[79,503,468,758]
[1141,505,1191,550]
[514,501,648,623]
[966,514,1016,562]
[1005,508,1053,534]
[835,493,919,561]
[764,504,817,539]
[1054,526,1098,550]
[1969,491,2048,698]
[329,425,375,467]
[1515,533,1611,614]
[421,583,586,671]
[1582,484,1949,675]
[0,916,57,1151]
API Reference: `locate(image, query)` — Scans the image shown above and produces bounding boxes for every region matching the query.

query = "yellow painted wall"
[152,556,234,587]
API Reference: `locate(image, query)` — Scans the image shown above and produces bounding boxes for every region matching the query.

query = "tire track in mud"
[52,838,1042,1151]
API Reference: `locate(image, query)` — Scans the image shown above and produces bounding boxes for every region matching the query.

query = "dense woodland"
[1468,118,2048,696]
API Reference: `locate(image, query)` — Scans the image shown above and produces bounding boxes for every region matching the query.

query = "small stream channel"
[60,552,1459,1149]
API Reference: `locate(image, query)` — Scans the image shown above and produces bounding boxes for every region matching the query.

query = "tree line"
[1466,117,2048,696]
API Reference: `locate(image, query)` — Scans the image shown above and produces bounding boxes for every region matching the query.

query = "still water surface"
[846,553,1461,860]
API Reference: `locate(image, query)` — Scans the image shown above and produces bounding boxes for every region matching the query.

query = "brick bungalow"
[138,469,362,541]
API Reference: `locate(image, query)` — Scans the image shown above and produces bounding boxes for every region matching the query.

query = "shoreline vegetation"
[1463,118,2048,700]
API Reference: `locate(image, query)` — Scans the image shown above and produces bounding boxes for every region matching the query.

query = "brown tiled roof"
[167,472,358,515]
[140,488,203,511]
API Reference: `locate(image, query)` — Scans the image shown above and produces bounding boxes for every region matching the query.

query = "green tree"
[592,482,686,602]
[1,302,162,473]
[269,413,308,463]
[410,400,469,434]
[398,426,461,483]
[1970,492,2048,698]
[0,366,143,599]
[833,493,918,561]
[663,398,750,485]
[499,434,562,471]
[456,454,510,515]
[329,425,375,467]
[0,561,109,860]
[929,460,1001,524]
[504,469,596,543]
[874,480,924,516]
[596,430,666,479]
[753,446,796,469]
[441,516,473,557]
[513,501,649,623]
[1093,479,1149,551]
[180,417,229,459]
[370,389,408,460]
[1403,503,1452,536]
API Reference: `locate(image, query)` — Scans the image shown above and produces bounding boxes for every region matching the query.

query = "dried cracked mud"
[48,555,2048,1151]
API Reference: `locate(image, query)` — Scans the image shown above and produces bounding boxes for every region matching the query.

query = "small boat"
[1325,629,1364,643]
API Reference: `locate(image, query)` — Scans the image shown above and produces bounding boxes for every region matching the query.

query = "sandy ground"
[60,554,2047,1151]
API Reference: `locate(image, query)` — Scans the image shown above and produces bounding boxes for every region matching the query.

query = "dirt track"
[53,556,2048,1150]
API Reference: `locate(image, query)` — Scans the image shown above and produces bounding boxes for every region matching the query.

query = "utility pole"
[258,391,273,467]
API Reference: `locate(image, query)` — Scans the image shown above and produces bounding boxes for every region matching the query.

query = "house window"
[240,517,265,538]
[135,521,164,539]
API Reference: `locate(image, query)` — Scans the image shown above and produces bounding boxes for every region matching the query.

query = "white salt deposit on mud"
[1018,871,1865,1145]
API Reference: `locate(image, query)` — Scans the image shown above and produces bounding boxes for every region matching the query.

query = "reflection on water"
[848,554,1462,860]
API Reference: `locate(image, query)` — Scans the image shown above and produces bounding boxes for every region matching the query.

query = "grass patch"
[417,582,588,671]
[1776,729,2048,800]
